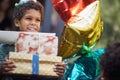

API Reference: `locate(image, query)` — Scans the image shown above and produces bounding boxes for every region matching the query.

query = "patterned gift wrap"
[9,52,62,76]
[15,32,58,56]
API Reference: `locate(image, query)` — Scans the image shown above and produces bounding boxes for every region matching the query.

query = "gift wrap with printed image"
[9,52,62,76]
[0,31,58,56]
[15,32,58,56]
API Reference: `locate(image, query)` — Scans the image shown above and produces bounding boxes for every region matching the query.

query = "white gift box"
[0,31,58,56]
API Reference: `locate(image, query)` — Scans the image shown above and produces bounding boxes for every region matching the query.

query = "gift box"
[0,30,58,55]
[0,31,19,44]
[9,52,62,76]
[15,32,58,56]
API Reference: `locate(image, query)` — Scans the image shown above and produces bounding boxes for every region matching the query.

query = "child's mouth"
[27,27,38,32]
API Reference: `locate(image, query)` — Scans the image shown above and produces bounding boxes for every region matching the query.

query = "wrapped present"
[0,31,58,56]
[9,52,62,76]
[0,31,20,44]
[0,31,56,43]
[15,32,58,56]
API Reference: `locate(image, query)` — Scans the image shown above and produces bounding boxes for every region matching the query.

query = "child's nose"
[31,20,36,25]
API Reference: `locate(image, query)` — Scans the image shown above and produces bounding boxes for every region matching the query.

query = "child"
[100,42,120,80]
[0,0,65,80]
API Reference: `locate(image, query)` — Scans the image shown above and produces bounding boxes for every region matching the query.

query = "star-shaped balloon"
[52,0,104,59]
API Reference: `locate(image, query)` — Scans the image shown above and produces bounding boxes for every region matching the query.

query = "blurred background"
[1,0,120,49]
[97,0,120,48]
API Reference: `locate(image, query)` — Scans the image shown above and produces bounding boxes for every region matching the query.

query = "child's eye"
[26,18,32,20]
[36,19,41,22]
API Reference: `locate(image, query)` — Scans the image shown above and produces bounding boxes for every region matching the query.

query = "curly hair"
[13,1,44,21]
[100,42,120,80]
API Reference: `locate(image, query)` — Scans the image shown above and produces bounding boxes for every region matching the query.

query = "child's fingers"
[3,60,16,67]
[2,65,16,73]
[55,71,64,76]
[2,62,16,68]
[3,67,15,73]
[54,65,64,76]
[1,60,16,73]
[3,60,13,65]
[54,62,66,76]
[53,67,65,72]
[54,66,65,72]
[55,62,66,68]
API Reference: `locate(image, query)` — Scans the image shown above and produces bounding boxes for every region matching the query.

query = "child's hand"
[0,59,16,74]
[54,62,66,77]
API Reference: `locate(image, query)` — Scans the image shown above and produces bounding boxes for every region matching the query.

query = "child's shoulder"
[0,43,14,54]
[0,43,13,48]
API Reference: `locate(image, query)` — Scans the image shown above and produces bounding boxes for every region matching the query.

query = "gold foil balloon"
[52,0,103,59]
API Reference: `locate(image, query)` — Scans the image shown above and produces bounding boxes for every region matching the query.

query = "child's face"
[15,9,41,32]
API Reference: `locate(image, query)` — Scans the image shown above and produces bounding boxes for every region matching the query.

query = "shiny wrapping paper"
[52,0,103,58]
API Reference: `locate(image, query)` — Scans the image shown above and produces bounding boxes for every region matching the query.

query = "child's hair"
[100,42,120,80]
[13,1,44,21]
